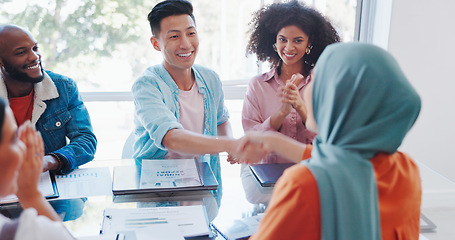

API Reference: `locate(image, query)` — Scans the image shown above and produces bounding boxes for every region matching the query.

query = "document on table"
[112,160,218,195]
[135,225,184,240]
[140,159,202,189]
[77,234,119,240]
[0,171,58,205]
[212,214,264,240]
[77,227,184,240]
[101,205,211,238]
[55,167,111,199]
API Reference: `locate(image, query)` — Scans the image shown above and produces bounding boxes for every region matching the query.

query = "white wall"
[387,0,455,181]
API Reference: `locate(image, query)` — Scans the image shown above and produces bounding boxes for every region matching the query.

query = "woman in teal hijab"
[240,42,422,239]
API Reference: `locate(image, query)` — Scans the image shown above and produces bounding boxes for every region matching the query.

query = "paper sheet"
[139,159,201,189]
[77,234,118,240]
[78,224,184,240]
[55,167,111,199]
[102,205,210,238]
[135,224,184,240]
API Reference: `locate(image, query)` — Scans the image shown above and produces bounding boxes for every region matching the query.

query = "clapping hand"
[280,73,308,121]
[16,121,44,201]
[15,121,62,222]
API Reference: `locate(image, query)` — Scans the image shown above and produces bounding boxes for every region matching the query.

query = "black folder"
[249,163,295,187]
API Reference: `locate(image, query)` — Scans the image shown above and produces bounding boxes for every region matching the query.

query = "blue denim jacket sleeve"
[132,64,229,164]
[37,71,97,174]
[132,67,184,159]
[214,76,229,126]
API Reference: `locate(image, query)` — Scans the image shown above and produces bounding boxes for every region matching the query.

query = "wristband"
[46,152,65,172]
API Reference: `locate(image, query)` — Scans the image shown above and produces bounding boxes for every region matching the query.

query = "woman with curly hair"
[239,1,340,204]
[242,0,340,164]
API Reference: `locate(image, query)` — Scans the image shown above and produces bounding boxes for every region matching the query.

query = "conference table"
[418,162,455,240]
[1,156,454,239]
[44,156,267,239]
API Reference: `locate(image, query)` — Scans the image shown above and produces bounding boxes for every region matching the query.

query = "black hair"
[147,0,195,37]
[0,98,6,143]
[246,0,340,76]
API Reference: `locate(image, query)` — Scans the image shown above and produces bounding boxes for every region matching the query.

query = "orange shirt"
[250,145,421,240]
[9,89,34,125]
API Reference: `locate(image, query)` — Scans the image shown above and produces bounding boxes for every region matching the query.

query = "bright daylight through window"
[0,0,359,159]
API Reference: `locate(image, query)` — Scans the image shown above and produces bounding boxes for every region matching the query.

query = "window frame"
[80,0,374,103]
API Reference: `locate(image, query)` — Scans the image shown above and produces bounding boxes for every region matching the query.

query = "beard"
[2,59,45,83]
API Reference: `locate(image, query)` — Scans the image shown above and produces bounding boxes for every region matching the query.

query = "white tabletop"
[419,161,455,239]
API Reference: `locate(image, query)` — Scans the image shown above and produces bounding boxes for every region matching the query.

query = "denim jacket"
[0,71,97,174]
[132,64,229,180]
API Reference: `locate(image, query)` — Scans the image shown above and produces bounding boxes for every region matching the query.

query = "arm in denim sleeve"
[53,80,97,174]
[132,76,183,151]
[215,75,229,126]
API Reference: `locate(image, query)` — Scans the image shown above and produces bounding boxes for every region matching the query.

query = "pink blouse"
[242,68,316,163]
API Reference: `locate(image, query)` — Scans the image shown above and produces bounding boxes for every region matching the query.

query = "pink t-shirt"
[166,81,204,159]
[242,68,316,163]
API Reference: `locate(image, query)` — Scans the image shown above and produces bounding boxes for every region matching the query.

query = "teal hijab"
[303,43,421,239]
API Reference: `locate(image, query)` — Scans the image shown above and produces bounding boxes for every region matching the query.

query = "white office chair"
[121,132,135,159]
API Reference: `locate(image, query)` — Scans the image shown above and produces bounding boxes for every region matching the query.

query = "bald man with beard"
[0,24,97,174]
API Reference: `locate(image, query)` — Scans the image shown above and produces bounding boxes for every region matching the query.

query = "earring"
[273,43,277,52]
[305,45,313,55]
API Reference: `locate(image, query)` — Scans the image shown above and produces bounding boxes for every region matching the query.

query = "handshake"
[226,131,304,165]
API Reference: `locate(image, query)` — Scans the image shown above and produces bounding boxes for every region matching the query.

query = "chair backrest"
[121,132,135,159]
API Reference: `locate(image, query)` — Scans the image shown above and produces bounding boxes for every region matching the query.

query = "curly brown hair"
[246,0,340,76]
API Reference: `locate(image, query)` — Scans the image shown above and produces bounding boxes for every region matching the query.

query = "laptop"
[249,163,295,187]
[112,159,218,195]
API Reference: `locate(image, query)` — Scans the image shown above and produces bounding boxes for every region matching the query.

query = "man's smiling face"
[0,27,44,83]
[151,14,199,73]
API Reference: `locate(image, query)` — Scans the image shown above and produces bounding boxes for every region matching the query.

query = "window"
[0,0,360,160]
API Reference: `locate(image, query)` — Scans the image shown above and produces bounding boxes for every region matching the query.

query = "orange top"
[250,145,421,240]
[9,89,34,125]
